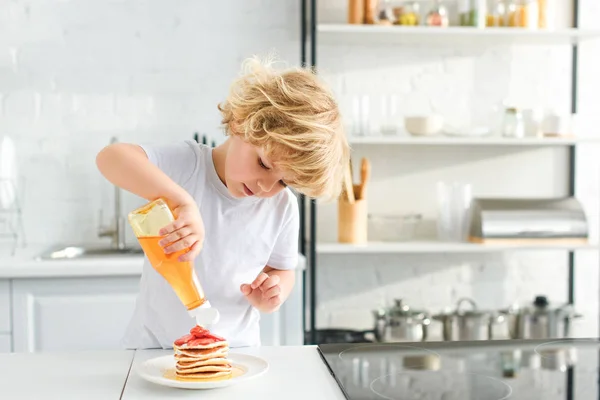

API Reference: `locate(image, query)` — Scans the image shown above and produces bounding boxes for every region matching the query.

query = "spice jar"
[364,0,378,24]
[460,0,487,27]
[502,107,525,138]
[398,1,421,25]
[486,0,507,26]
[376,0,395,25]
[506,0,537,27]
[426,0,449,27]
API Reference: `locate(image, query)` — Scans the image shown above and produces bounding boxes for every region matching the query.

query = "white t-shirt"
[121,140,299,349]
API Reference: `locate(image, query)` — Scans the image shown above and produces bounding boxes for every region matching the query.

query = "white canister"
[542,112,572,136]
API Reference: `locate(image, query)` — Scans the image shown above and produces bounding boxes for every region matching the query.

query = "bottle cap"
[188,300,220,327]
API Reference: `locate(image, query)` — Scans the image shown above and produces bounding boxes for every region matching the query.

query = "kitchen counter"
[0,246,305,279]
[0,245,144,278]
[0,346,345,400]
[0,350,135,400]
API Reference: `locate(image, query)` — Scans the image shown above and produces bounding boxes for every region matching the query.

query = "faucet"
[98,136,127,250]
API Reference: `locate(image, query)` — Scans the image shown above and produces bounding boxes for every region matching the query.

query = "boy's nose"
[258,177,277,193]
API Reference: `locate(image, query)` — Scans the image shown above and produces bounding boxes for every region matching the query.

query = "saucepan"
[500,295,583,340]
[306,328,376,344]
[372,299,431,342]
[432,297,506,341]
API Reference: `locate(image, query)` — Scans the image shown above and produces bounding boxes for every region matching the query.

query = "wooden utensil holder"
[338,198,367,244]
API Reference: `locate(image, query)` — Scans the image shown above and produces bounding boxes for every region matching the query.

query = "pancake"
[175,364,232,374]
[175,346,228,360]
[173,325,232,380]
[175,370,233,380]
[176,357,231,368]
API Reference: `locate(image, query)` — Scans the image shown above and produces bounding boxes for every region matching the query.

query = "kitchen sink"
[36,245,145,260]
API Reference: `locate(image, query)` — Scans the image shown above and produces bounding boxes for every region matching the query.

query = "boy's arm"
[96,142,205,260]
[96,143,194,208]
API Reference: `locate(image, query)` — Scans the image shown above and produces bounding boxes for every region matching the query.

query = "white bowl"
[404,115,444,136]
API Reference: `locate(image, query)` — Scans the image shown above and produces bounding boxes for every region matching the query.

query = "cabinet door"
[0,280,10,333]
[0,334,11,352]
[12,276,140,353]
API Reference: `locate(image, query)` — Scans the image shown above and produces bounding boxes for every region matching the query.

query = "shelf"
[317,24,600,46]
[347,135,600,146]
[316,241,598,254]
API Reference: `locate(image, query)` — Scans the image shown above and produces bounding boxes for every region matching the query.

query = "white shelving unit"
[317,240,599,254]
[347,135,600,146]
[302,3,599,357]
[317,24,600,46]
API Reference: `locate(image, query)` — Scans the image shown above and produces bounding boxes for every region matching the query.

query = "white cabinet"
[0,334,11,352]
[0,280,10,333]
[11,277,140,353]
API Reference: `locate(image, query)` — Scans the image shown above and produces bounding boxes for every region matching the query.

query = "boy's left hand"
[240,272,282,313]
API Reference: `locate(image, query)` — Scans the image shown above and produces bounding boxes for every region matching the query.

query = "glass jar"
[502,107,525,138]
[376,0,395,25]
[458,0,487,27]
[487,0,507,27]
[537,0,555,29]
[398,1,421,26]
[426,0,449,27]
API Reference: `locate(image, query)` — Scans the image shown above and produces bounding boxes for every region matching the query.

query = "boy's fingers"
[159,219,186,236]
[251,272,269,289]
[178,241,201,262]
[259,275,280,292]
[240,283,252,296]
[268,296,282,307]
[159,227,191,247]
[164,236,195,254]
[262,285,281,299]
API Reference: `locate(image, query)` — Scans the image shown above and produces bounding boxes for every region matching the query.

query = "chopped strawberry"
[174,325,226,347]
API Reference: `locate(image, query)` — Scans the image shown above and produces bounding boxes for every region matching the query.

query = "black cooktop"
[317,338,600,400]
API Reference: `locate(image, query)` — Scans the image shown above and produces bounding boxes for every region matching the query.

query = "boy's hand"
[240,272,282,313]
[158,201,205,262]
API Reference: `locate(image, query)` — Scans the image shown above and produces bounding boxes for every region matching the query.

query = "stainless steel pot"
[433,298,506,341]
[501,295,582,339]
[373,299,431,342]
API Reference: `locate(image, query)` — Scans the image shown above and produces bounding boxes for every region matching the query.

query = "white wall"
[0,0,598,339]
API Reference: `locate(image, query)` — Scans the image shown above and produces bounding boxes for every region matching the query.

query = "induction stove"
[317,338,600,400]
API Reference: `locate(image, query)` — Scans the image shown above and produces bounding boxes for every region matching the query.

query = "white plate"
[137,353,269,390]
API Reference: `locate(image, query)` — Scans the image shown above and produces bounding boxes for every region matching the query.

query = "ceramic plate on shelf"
[137,353,269,389]
[442,126,492,137]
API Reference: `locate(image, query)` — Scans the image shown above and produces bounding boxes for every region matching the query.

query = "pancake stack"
[173,326,232,380]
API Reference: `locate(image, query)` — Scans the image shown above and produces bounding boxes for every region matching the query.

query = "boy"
[96,56,350,348]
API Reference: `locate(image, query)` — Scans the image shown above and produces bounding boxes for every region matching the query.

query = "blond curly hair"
[217,55,349,201]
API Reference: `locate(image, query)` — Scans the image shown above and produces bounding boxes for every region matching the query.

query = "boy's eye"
[258,158,270,170]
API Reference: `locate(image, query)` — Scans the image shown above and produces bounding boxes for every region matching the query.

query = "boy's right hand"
[158,201,205,262]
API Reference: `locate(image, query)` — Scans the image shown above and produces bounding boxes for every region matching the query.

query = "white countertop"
[0,346,344,400]
[0,246,144,278]
[0,245,305,279]
[124,346,344,399]
[0,350,135,400]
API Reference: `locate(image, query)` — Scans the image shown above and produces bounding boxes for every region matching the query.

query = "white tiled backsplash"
[1,1,599,337]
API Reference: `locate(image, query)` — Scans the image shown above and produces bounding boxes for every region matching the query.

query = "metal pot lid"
[388,299,429,319]
[436,298,495,318]
[507,295,579,316]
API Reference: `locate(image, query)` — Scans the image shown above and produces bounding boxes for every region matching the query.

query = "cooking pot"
[501,295,582,339]
[306,328,376,344]
[433,298,506,341]
[373,299,431,342]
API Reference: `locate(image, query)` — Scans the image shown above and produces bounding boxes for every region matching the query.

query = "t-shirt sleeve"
[267,194,300,271]
[139,140,200,187]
